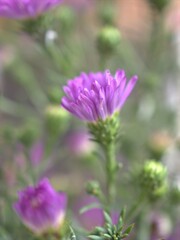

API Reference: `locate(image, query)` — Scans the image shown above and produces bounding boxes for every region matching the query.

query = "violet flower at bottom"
[13,178,67,235]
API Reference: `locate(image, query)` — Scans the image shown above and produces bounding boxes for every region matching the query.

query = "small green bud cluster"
[96,26,121,56]
[89,209,134,240]
[139,160,167,201]
[86,181,101,197]
[88,113,120,148]
[45,105,69,136]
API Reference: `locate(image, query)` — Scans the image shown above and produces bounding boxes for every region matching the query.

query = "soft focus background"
[0,0,180,239]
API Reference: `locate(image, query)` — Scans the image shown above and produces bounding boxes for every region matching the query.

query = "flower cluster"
[13,179,67,235]
[61,69,138,122]
[0,0,63,19]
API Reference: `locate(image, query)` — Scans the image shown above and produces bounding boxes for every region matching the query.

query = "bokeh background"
[0,0,180,239]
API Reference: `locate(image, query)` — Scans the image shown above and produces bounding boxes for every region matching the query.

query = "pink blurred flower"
[0,0,63,19]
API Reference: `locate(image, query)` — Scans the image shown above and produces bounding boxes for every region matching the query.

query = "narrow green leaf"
[103,233,111,239]
[95,227,105,233]
[120,207,126,221]
[88,235,103,240]
[103,211,112,225]
[123,223,134,235]
[80,203,101,214]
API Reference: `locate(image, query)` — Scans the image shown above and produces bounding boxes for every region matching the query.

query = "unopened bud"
[96,26,121,56]
[45,105,69,136]
[139,160,167,200]
[86,181,101,197]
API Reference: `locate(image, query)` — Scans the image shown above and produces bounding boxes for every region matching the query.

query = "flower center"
[30,195,42,208]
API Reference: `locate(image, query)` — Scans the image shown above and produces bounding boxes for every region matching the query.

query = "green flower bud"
[45,105,69,136]
[148,0,169,12]
[96,26,121,56]
[139,160,167,200]
[86,181,101,197]
[88,113,120,148]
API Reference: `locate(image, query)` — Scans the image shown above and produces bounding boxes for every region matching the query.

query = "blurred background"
[0,0,180,239]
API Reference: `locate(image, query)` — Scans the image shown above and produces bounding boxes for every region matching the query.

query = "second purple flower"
[13,178,67,235]
[61,69,138,122]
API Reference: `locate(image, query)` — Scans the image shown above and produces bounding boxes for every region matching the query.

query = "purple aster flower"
[13,178,67,235]
[61,69,138,122]
[0,0,63,19]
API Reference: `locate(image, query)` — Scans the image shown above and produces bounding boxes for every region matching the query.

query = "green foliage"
[89,209,134,240]
[88,113,120,148]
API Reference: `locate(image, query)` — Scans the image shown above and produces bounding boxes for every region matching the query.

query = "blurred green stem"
[126,193,145,222]
[104,143,117,206]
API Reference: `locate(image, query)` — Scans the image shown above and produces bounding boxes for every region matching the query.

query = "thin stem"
[104,143,117,206]
[126,193,145,222]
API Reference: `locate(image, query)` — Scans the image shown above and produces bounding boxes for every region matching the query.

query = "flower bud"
[86,181,101,197]
[139,160,168,200]
[45,105,69,136]
[96,26,121,56]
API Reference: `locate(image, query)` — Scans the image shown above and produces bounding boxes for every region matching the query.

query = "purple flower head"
[0,0,63,19]
[61,69,138,122]
[13,178,67,235]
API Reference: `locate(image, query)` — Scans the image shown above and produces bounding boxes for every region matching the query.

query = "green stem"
[126,193,145,222]
[104,143,117,205]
